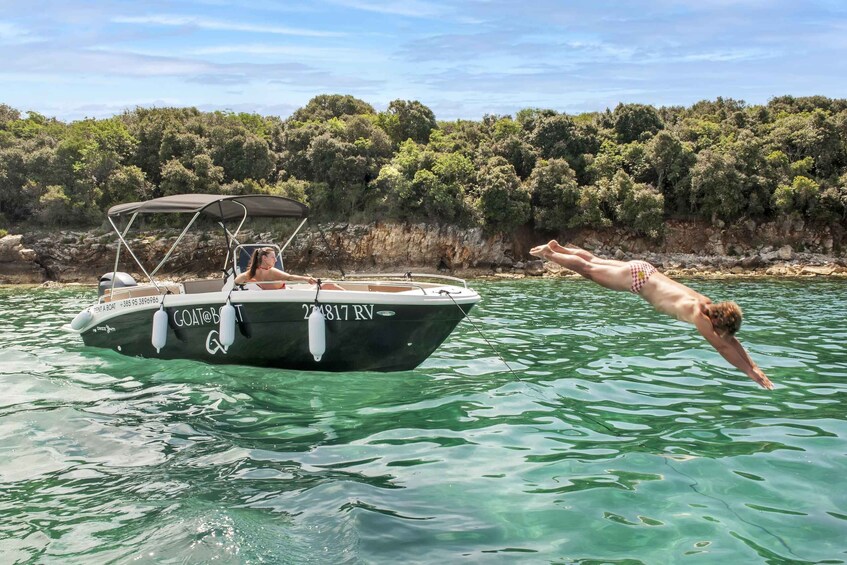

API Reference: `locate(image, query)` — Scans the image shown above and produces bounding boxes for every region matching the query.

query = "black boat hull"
[81,299,475,372]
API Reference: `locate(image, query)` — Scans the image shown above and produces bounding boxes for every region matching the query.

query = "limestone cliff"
[1,219,845,284]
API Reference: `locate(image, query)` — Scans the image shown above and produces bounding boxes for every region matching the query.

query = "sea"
[0,279,845,564]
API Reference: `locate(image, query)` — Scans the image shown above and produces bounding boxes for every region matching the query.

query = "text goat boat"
[67,194,480,371]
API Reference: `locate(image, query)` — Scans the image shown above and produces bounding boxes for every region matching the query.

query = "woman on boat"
[530,240,774,389]
[235,247,318,290]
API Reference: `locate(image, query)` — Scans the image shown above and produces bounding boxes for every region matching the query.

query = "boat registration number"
[303,304,374,321]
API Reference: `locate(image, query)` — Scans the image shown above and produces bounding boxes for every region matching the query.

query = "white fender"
[152,307,168,353]
[219,301,236,351]
[70,309,93,330]
[308,305,326,362]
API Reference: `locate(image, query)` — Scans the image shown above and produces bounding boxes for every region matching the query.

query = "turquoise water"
[1,279,845,564]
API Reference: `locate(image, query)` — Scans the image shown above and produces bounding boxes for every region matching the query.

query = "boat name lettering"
[302,304,374,321]
[173,305,245,328]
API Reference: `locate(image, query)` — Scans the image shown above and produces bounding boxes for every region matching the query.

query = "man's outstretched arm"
[694,316,774,389]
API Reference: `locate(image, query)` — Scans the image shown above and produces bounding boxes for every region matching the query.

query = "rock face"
[1,223,520,283]
[0,235,46,283]
[1,219,845,284]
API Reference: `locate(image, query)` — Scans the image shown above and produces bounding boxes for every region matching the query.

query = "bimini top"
[108,194,309,220]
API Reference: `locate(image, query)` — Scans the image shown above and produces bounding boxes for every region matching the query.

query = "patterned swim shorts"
[629,260,657,294]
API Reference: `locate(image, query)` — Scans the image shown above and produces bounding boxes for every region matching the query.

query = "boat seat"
[102,284,182,302]
[183,278,226,294]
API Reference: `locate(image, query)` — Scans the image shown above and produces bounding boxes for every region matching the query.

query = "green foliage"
[576,182,614,228]
[290,94,375,122]
[103,165,153,205]
[790,156,814,178]
[0,95,845,231]
[35,184,99,225]
[378,99,437,145]
[678,118,723,151]
[616,176,665,237]
[528,158,581,230]
[767,109,845,177]
[690,150,746,222]
[475,157,530,232]
[645,131,695,215]
[612,103,663,144]
[491,135,537,179]
[529,114,599,182]
[0,104,21,128]
[773,175,821,218]
[818,178,847,221]
[373,146,473,224]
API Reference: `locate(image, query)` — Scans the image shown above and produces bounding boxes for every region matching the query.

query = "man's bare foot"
[530,243,553,259]
[549,240,567,253]
[549,240,594,261]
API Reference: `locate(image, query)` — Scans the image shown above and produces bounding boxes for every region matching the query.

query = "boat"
[67,194,480,372]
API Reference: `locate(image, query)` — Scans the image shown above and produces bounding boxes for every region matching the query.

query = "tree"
[773,175,821,218]
[612,103,663,143]
[818,174,847,221]
[645,131,695,215]
[527,158,581,230]
[0,147,34,221]
[615,173,665,237]
[379,99,437,145]
[474,157,530,232]
[102,165,153,206]
[689,150,746,222]
[529,114,599,182]
[767,109,845,177]
[212,131,273,182]
[160,159,199,196]
[491,135,537,180]
[290,94,375,122]
[0,104,21,129]
[121,107,202,185]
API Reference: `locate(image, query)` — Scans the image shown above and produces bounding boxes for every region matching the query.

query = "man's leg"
[530,244,631,292]
[548,240,629,267]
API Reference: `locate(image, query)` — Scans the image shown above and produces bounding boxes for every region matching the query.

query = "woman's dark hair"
[247,247,276,279]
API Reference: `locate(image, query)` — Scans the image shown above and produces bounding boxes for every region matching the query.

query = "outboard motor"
[98,272,137,298]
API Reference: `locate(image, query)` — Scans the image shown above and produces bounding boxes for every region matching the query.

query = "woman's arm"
[273,269,317,284]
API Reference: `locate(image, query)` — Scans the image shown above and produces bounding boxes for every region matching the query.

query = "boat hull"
[80,296,476,372]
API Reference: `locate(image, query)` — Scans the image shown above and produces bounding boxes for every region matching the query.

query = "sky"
[1,0,846,122]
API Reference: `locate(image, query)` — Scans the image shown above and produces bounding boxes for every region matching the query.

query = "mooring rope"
[438,288,619,436]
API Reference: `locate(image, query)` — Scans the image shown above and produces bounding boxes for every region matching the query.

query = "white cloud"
[325,0,447,18]
[0,21,40,44]
[186,43,384,63]
[112,15,344,38]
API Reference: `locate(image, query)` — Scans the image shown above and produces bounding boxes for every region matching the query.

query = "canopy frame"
[104,194,309,295]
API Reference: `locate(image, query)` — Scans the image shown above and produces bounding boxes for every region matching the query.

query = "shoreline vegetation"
[2,94,846,283]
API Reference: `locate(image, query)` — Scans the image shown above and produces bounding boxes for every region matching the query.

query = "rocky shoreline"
[2,220,846,285]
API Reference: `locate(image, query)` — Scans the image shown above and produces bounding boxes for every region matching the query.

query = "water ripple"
[1,280,845,563]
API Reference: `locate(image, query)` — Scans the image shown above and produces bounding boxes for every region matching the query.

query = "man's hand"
[749,367,774,390]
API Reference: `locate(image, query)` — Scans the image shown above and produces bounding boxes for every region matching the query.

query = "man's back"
[640,272,710,325]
